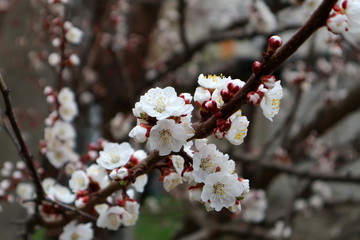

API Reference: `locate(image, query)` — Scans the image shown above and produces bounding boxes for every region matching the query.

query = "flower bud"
[252,61,262,74]
[75,196,89,209]
[268,35,282,52]
[220,89,232,103]
[179,93,192,104]
[227,82,240,94]
[204,100,218,112]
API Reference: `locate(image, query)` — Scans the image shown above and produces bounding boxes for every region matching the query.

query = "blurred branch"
[142,23,301,94]
[260,162,360,183]
[290,84,360,149]
[178,0,189,53]
[0,74,45,201]
[192,0,338,139]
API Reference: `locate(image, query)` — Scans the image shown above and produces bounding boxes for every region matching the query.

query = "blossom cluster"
[327,0,360,34]
[129,86,194,155]
[145,138,249,212]
[194,74,250,144]
[47,0,83,67]
[40,87,79,169]
[186,140,250,212]
[247,75,283,122]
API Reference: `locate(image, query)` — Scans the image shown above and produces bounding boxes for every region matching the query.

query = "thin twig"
[0,74,45,201]
[44,198,97,222]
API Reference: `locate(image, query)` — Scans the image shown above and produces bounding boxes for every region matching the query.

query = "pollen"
[200,157,216,170]
[159,129,172,144]
[213,182,226,197]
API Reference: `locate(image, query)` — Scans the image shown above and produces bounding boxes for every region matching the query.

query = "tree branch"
[0,74,45,201]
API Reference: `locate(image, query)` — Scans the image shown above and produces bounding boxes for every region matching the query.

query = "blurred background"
[0,0,360,239]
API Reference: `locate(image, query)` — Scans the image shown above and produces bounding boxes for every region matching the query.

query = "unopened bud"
[43,86,53,95]
[268,35,282,52]
[204,100,218,112]
[252,61,262,74]
[227,82,240,94]
[220,89,232,103]
[179,93,192,104]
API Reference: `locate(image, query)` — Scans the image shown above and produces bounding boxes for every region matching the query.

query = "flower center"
[159,129,172,144]
[213,182,226,197]
[199,157,215,171]
[109,153,121,164]
[71,233,80,240]
[154,97,167,113]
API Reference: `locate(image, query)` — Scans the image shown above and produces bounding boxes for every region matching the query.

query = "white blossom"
[148,119,191,156]
[86,164,107,183]
[163,172,183,192]
[194,87,211,105]
[242,190,267,223]
[171,155,185,175]
[122,201,140,226]
[96,205,124,231]
[225,115,249,145]
[59,101,78,122]
[46,146,72,169]
[268,221,292,239]
[65,26,83,44]
[345,0,360,33]
[53,120,76,140]
[132,174,148,192]
[260,81,283,121]
[327,14,348,34]
[248,0,277,33]
[192,143,230,183]
[16,183,35,201]
[139,87,188,120]
[189,187,202,202]
[58,88,75,105]
[96,142,134,170]
[201,172,244,211]
[69,170,90,192]
[69,54,80,66]
[48,52,60,66]
[59,221,94,240]
[42,178,56,194]
[198,74,230,89]
[110,113,133,140]
[132,150,147,162]
[48,184,76,204]
[128,125,148,143]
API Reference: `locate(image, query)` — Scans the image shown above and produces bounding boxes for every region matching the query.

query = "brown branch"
[192,0,338,139]
[44,198,97,222]
[142,24,301,94]
[37,0,338,229]
[0,74,45,201]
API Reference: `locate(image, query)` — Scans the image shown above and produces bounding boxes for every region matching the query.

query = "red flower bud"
[252,61,262,74]
[268,35,282,52]
[227,82,240,94]
[204,100,218,112]
[220,89,232,102]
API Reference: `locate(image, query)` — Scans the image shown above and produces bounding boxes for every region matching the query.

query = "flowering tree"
[0,0,360,239]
